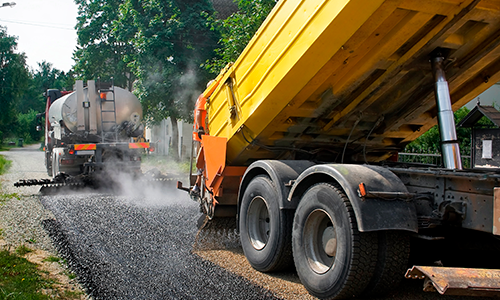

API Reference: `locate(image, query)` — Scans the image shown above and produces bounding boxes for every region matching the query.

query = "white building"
[145,118,192,159]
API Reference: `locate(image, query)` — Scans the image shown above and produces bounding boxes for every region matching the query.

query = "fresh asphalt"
[40,191,277,300]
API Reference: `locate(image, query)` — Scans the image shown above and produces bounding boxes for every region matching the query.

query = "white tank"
[48,87,143,134]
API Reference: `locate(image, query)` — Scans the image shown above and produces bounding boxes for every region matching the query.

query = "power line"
[0,18,74,30]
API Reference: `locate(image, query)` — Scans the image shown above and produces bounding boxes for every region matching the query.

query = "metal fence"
[398,152,471,168]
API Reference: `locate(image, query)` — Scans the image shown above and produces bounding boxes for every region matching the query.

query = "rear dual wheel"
[292,182,410,299]
[240,177,410,298]
[292,183,377,299]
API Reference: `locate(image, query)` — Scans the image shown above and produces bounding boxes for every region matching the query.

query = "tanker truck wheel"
[239,175,294,272]
[292,182,377,299]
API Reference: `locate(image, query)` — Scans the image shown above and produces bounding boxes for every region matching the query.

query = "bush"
[16,109,42,144]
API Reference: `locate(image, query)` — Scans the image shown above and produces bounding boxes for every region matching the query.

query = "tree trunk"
[170,116,180,161]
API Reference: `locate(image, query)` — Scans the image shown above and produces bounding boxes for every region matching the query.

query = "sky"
[0,0,78,72]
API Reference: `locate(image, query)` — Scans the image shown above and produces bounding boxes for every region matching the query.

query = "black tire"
[239,175,294,272]
[292,183,377,299]
[362,231,410,297]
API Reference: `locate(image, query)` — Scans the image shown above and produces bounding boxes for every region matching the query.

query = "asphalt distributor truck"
[41,80,148,180]
[177,0,500,299]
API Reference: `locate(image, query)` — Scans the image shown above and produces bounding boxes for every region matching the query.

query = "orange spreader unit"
[198,135,246,200]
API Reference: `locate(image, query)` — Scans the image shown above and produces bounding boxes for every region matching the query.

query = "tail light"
[61,159,74,165]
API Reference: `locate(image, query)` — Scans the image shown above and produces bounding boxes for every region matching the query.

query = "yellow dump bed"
[206,0,500,166]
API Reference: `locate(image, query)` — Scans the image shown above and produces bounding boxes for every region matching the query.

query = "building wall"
[146,118,192,159]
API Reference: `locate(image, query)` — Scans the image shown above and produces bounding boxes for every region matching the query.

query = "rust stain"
[406,266,500,297]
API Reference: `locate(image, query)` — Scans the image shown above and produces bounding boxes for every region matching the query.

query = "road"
[2,146,484,300]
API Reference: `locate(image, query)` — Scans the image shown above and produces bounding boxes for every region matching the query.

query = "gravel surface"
[1,146,488,300]
[0,145,86,299]
[0,145,56,251]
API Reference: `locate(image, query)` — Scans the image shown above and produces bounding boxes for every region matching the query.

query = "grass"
[0,250,51,300]
[0,144,16,152]
[42,256,60,263]
[15,245,33,256]
[64,270,77,280]
[0,139,23,152]
[0,155,19,205]
[0,250,84,299]
[0,155,11,175]
[142,155,191,174]
[0,193,20,205]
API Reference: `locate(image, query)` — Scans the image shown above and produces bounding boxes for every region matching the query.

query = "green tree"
[0,26,30,142]
[404,107,494,157]
[116,0,220,160]
[206,0,277,74]
[17,61,74,115]
[13,62,74,144]
[73,0,135,90]
[32,61,74,92]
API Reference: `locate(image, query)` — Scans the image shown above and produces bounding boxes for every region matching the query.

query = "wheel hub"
[247,196,270,250]
[322,226,337,257]
[304,209,336,274]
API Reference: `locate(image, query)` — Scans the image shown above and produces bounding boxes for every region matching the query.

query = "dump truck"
[178,0,500,298]
[42,80,148,178]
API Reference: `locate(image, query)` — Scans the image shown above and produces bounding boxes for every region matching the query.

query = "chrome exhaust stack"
[431,54,463,170]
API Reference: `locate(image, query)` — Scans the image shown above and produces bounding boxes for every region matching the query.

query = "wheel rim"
[303,209,336,274]
[247,196,270,250]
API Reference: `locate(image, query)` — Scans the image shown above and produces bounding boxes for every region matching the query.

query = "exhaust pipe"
[431,54,462,170]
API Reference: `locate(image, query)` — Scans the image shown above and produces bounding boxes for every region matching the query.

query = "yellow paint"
[204,0,500,165]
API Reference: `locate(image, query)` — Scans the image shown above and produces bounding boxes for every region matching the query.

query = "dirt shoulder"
[0,146,88,299]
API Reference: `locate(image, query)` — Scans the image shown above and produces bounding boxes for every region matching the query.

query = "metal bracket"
[406,266,500,297]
